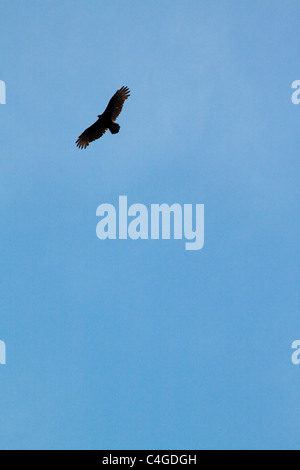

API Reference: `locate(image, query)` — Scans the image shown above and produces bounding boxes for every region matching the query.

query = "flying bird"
[76,86,130,149]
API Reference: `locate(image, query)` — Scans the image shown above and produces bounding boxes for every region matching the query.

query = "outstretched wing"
[76,119,107,149]
[103,86,130,122]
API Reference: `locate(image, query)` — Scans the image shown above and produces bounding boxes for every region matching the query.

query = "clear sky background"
[0,0,300,450]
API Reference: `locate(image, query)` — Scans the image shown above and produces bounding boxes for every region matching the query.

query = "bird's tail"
[109,122,120,134]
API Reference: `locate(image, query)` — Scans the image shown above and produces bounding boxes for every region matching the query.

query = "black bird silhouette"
[76,86,130,149]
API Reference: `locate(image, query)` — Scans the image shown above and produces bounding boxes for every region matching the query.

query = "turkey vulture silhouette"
[76,86,130,149]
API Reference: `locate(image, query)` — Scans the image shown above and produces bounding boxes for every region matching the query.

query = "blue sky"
[0,0,300,450]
